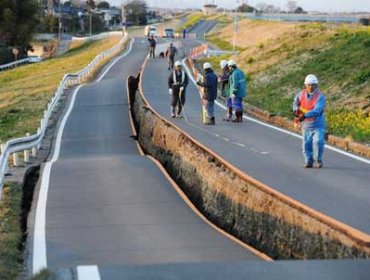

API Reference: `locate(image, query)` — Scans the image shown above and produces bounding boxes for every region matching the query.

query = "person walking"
[228,60,246,123]
[165,42,177,70]
[148,35,156,58]
[168,61,189,118]
[218,60,232,121]
[196,62,218,125]
[293,74,326,168]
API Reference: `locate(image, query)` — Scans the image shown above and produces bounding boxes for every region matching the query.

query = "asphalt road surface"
[141,39,370,235]
[28,37,262,278]
[27,31,370,278]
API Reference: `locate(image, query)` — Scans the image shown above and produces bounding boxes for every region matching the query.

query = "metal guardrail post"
[13,153,20,167]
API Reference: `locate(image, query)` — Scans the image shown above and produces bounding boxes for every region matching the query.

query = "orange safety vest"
[298,90,320,122]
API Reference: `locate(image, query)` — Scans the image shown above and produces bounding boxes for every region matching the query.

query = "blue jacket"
[293,89,326,129]
[229,68,247,98]
[197,69,218,101]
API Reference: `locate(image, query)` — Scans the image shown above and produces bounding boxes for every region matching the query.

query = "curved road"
[28,37,262,279]
[141,35,370,235]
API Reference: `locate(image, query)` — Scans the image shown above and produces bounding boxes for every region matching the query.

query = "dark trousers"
[149,46,155,58]
[168,55,175,69]
[171,89,186,114]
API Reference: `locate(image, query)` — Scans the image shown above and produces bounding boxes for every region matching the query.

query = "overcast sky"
[107,0,370,12]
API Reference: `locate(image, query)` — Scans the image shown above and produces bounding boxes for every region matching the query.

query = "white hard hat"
[228,60,237,67]
[220,60,228,68]
[203,62,212,70]
[304,74,319,85]
[174,61,182,67]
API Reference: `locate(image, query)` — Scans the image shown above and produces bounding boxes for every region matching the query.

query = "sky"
[106,0,370,13]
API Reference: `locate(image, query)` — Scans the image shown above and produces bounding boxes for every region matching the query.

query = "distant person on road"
[168,61,189,118]
[218,60,232,121]
[228,60,246,123]
[183,28,187,39]
[196,62,218,125]
[293,74,326,168]
[148,35,156,58]
[165,42,177,70]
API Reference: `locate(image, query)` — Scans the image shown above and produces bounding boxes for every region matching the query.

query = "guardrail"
[71,31,122,42]
[0,31,129,202]
[0,58,31,71]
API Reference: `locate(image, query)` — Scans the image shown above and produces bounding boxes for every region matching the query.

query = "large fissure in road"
[128,75,370,260]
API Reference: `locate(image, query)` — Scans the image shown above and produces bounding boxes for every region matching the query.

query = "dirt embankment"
[129,74,370,260]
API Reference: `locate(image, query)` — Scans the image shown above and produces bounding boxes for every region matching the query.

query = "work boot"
[304,162,313,168]
[223,108,233,122]
[210,117,215,125]
[316,160,323,168]
[232,111,242,123]
[240,111,243,123]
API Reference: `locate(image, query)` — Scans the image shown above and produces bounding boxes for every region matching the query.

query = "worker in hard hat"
[196,62,218,125]
[293,74,326,168]
[228,60,246,123]
[168,61,189,118]
[218,60,232,121]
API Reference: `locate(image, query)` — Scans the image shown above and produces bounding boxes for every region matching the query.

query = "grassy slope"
[0,36,121,143]
[199,18,370,142]
[0,183,23,280]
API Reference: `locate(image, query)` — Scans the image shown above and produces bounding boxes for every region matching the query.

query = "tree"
[236,3,254,13]
[97,1,110,9]
[0,0,39,47]
[125,0,147,25]
[294,7,306,14]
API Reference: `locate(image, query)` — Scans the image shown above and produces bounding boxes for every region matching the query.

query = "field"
[199,18,370,143]
[0,36,121,143]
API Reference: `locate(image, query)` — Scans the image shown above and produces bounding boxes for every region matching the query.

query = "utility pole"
[121,1,126,32]
[89,9,92,36]
[58,0,62,41]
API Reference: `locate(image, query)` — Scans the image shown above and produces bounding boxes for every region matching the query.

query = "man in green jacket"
[228,60,246,123]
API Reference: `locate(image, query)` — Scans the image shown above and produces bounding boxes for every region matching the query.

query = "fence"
[0,31,129,203]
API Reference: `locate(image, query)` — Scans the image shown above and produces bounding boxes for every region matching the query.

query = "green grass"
[176,12,204,33]
[206,35,246,52]
[0,36,122,143]
[197,16,370,143]
[0,183,23,280]
[247,30,370,142]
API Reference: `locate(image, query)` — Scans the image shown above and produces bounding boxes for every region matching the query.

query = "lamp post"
[58,0,62,41]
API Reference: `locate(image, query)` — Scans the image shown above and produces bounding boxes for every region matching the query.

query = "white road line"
[182,59,370,165]
[33,84,82,274]
[77,265,101,280]
[97,37,135,82]
[33,38,136,275]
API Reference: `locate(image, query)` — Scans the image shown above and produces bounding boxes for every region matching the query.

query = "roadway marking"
[97,37,135,82]
[77,265,101,280]
[32,38,136,275]
[182,59,370,165]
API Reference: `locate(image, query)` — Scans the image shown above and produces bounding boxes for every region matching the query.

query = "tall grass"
[0,36,121,142]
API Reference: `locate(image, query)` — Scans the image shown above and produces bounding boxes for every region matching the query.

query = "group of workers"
[149,38,327,168]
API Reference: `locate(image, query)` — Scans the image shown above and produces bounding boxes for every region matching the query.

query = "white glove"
[231,93,236,98]
[180,86,184,92]
[196,76,202,83]
[169,88,173,95]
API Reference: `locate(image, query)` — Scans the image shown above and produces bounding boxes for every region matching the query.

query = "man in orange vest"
[293,74,326,168]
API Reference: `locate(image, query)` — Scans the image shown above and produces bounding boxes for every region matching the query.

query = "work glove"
[180,86,184,93]
[298,114,305,122]
[196,76,202,83]
[169,88,173,95]
[231,93,236,98]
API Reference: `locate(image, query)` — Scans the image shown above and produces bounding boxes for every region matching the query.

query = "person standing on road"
[148,35,156,58]
[218,60,232,121]
[293,74,326,168]
[168,61,189,118]
[196,62,218,125]
[228,60,246,123]
[165,42,177,70]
